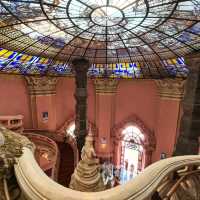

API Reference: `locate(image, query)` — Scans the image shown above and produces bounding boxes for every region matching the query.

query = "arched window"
[120,125,145,184]
[66,123,75,138]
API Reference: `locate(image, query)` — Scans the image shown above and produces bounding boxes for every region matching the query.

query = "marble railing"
[15,147,200,200]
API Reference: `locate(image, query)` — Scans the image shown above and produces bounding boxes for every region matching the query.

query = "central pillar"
[72,58,90,156]
[174,53,200,155]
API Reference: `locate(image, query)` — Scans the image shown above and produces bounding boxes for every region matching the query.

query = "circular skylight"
[0,0,199,77]
[91,6,123,27]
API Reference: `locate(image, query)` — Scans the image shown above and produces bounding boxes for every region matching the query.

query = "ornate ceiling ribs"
[0,0,199,77]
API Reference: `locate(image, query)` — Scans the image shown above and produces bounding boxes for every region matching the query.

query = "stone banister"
[15,147,200,200]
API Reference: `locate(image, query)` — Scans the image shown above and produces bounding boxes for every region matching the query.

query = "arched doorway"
[57,123,78,187]
[57,141,74,187]
[56,117,98,186]
[112,115,156,183]
[120,126,145,183]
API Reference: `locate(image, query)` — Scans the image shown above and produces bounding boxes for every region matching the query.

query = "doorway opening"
[120,126,144,183]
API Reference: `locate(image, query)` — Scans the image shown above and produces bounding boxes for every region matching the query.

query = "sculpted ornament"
[155,78,186,100]
[69,131,105,192]
[25,76,58,95]
[80,132,98,165]
[94,78,119,94]
[0,124,33,199]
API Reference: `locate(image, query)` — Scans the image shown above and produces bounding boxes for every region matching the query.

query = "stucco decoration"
[57,115,98,138]
[94,78,119,94]
[25,76,59,95]
[155,78,186,100]
[112,114,156,167]
[0,131,5,146]
[69,131,105,192]
[0,124,34,200]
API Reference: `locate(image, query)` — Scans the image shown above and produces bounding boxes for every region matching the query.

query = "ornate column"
[174,53,200,155]
[94,78,119,161]
[155,78,185,100]
[25,76,58,131]
[72,58,90,155]
[153,78,185,161]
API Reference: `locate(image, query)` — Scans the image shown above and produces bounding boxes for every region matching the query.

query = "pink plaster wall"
[56,78,95,129]
[36,95,57,131]
[0,75,182,163]
[152,98,181,162]
[56,77,75,129]
[115,80,158,131]
[0,75,31,128]
[95,93,115,157]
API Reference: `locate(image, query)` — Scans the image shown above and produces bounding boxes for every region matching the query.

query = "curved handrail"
[15,147,200,200]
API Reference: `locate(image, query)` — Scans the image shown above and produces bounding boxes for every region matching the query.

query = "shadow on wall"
[57,141,75,187]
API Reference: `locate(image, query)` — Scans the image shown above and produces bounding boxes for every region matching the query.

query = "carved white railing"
[15,147,200,200]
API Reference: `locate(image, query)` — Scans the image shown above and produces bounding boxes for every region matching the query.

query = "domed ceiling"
[0,0,199,78]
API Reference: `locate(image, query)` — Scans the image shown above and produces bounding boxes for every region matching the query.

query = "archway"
[112,115,156,183]
[57,116,97,162]
[120,125,145,183]
[56,117,97,186]
[57,141,74,187]
[57,121,78,187]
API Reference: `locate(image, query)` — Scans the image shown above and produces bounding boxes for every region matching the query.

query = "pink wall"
[36,95,57,131]
[115,80,158,131]
[56,77,75,129]
[152,98,181,161]
[56,78,95,130]
[0,75,31,128]
[0,75,182,163]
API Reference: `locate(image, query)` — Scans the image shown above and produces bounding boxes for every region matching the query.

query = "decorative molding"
[94,78,119,94]
[57,116,98,166]
[22,133,59,180]
[155,78,186,100]
[15,148,200,200]
[0,115,24,134]
[112,114,156,150]
[112,114,156,167]
[0,124,34,181]
[72,58,90,153]
[57,115,98,138]
[25,76,58,95]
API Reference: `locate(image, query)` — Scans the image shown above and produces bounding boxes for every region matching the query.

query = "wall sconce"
[160,152,167,159]
[100,137,107,149]
[42,112,48,122]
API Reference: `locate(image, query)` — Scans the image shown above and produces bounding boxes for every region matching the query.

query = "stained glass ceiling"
[0,0,199,78]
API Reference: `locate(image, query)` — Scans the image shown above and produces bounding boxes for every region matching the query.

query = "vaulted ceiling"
[0,0,199,78]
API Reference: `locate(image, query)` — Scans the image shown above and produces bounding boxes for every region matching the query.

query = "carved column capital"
[155,78,186,100]
[94,78,119,94]
[25,76,58,95]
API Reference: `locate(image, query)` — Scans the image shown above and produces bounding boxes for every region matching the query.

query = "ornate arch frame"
[112,114,156,169]
[57,115,98,166]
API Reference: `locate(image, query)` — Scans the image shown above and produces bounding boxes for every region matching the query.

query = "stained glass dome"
[0,0,199,78]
